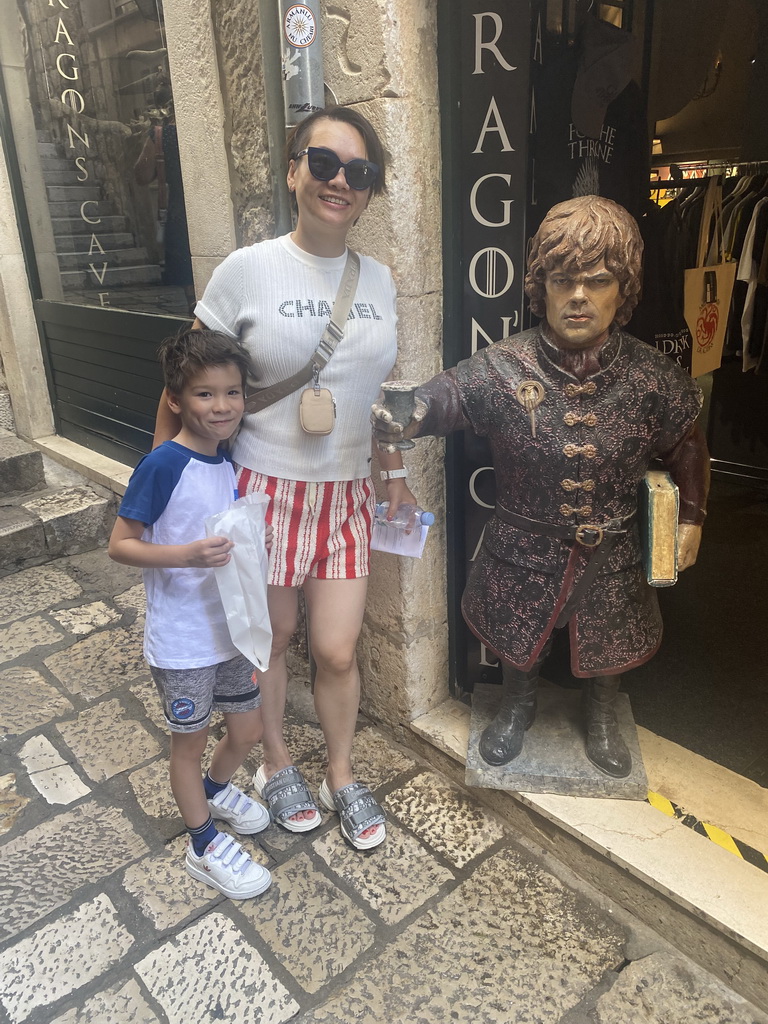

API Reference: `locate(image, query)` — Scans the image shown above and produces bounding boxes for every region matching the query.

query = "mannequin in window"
[134,81,196,316]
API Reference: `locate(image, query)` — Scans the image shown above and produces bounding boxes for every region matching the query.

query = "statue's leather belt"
[494,503,636,545]
[493,502,637,627]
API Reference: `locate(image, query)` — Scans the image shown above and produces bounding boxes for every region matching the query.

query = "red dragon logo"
[695,302,719,354]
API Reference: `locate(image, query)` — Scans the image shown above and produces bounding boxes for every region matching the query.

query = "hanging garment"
[532,18,649,232]
[748,208,768,373]
[736,197,768,370]
[625,200,693,369]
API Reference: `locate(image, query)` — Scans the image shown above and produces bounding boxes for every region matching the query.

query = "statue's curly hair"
[525,196,643,327]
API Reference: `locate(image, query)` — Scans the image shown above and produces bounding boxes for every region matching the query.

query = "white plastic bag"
[205,492,272,672]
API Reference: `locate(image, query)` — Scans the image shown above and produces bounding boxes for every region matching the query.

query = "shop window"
[14,0,195,317]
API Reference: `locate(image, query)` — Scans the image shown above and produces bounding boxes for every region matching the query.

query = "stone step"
[60,263,162,288]
[40,152,95,169]
[0,484,114,575]
[42,167,93,186]
[40,154,71,170]
[47,199,117,218]
[46,185,102,203]
[56,247,153,271]
[58,232,135,252]
[51,215,129,234]
[0,434,46,494]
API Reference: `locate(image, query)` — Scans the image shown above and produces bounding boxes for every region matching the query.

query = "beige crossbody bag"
[244,250,360,435]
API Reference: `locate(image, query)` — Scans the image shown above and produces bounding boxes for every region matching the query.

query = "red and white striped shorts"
[235,468,374,587]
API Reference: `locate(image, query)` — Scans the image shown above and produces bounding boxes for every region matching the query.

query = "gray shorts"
[149,654,261,734]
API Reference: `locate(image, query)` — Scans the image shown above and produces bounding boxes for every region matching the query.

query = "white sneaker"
[185,832,271,899]
[207,781,269,834]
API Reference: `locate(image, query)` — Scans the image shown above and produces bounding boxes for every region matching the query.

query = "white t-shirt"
[196,234,398,481]
[118,441,240,669]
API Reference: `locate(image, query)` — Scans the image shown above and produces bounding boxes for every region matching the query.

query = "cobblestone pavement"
[2,548,767,1024]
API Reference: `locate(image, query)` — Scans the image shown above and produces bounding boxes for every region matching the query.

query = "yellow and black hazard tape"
[647,791,768,874]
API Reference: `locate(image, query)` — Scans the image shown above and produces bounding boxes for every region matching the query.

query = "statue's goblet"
[377,380,419,451]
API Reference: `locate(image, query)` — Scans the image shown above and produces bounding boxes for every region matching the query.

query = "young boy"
[109,329,271,899]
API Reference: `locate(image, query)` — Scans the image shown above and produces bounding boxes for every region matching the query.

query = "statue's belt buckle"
[575,524,604,547]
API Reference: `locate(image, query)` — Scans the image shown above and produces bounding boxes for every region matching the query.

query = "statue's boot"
[479,665,538,766]
[584,675,631,778]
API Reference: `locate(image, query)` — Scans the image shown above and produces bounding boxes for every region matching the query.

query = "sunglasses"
[295,147,379,191]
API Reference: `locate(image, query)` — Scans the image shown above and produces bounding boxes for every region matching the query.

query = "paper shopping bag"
[205,492,272,672]
[685,261,737,376]
[683,178,737,377]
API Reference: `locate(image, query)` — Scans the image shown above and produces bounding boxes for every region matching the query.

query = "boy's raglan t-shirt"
[119,441,240,669]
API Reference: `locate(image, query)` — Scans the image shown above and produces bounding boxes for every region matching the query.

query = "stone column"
[0,6,58,441]
[0,132,55,441]
[162,0,239,295]
[323,0,449,726]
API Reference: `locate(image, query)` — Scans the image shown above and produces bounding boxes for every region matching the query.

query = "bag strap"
[244,249,360,414]
[696,177,725,268]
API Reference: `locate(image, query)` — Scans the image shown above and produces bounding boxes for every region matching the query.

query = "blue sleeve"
[118,445,187,526]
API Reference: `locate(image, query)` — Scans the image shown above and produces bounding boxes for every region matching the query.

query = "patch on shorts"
[171,697,196,721]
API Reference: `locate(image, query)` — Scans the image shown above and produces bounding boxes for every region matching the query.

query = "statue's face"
[543,260,622,350]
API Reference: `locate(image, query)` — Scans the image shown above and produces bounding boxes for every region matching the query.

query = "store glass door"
[1,0,192,464]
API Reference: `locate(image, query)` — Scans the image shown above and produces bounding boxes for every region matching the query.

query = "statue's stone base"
[465,681,648,799]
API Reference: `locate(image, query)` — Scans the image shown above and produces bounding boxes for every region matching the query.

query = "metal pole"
[257,0,293,235]
[277,1,325,126]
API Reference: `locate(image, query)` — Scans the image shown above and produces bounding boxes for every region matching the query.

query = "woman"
[153,106,414,849]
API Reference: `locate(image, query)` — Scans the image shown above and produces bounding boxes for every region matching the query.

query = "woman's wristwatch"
[380,468,408,481]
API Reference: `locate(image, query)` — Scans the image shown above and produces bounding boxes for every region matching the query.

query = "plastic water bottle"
[375,502,435,528]
[372,502,435,558]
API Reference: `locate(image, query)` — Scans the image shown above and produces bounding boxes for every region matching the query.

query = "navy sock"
[203,771,229,800]
[188,815,218,856]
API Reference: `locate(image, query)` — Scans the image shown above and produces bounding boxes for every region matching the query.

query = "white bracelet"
[380,468,408,481]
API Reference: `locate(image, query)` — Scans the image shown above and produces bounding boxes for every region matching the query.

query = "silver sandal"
[319,779,386,850]
[254,765,321,833]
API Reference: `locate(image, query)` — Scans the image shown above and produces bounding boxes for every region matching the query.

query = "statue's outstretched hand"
[371,395,427,453]
[677,523,702,571]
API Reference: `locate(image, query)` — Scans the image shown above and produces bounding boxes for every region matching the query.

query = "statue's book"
[639,471,679,586]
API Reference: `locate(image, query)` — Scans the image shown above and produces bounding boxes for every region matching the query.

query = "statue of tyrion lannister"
[373,196,710,778]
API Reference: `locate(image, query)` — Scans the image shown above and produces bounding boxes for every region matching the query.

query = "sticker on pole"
[284,5,317,48]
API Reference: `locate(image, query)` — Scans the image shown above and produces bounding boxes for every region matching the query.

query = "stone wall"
[321,2,449,725]
[210,0,274,246]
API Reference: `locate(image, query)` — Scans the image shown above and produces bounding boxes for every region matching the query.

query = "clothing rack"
[651,168,727,191]
[650,159,768,190]
[641,160,768,480]
[649,173,723,202]
[650,174,722,187]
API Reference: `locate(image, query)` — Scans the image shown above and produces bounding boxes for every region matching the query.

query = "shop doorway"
[437,0,768,786]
